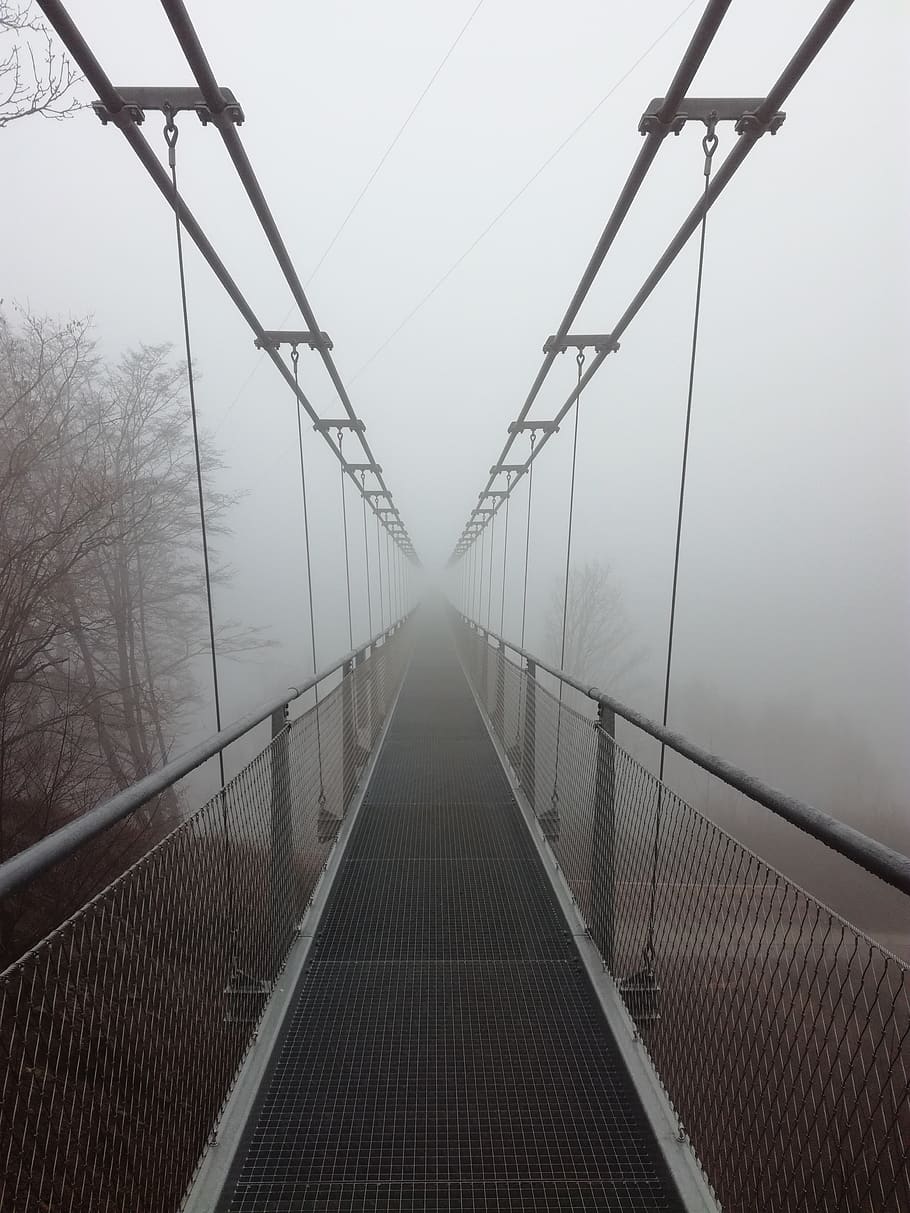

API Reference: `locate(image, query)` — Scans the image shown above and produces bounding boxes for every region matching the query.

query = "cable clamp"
[93,87,244,127]
[544,334,619,355]
[735,109,786,138]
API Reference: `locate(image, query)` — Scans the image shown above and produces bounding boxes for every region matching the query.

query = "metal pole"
[269,704,292,978]
[522,656,537,811]
[590,701,616,970]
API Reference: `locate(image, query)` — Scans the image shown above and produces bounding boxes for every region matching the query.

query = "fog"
[4,0,907,896]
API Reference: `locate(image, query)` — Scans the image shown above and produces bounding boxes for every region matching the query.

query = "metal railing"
[454,612,910,1213]
[0,617,412,1213]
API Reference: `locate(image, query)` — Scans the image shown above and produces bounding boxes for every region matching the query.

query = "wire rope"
[645,120,719,968]
[162,110,224,791]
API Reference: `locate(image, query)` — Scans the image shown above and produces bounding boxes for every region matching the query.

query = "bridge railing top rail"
[456,610,910,899]
[0,612,414,901]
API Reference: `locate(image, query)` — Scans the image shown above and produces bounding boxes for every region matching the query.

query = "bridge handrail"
[457,611,910,898]
[0,612,414,901]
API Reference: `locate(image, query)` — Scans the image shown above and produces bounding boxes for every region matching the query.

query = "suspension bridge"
[1,1,908,1211]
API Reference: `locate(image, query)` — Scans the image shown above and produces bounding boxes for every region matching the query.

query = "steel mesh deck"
[219,613,683,1212]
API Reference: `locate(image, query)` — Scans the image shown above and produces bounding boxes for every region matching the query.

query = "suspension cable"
[163,109,224,792]
[360,473,373,637]
[551,350,586,811]
[500,472,512,633]
[375,513,386,630]
[486,511,496,629]
[338,430,354,649]
[291,345,325,803]
[647,120,719,968]
[520,431,536,648]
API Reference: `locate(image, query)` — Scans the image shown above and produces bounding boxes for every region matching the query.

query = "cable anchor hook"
[162,104,179,169]
[702,113,719,177]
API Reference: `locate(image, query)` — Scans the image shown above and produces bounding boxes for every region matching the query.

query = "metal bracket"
[345,462,382,474]
[639,97,785,137]
[471,506,495,517]
[363,489,391,499]
[255,329,333,352]
[481,490,508,499]
[93,86,244,127]
[508,421,559,435]
[314,419,366,433]
[544,334,620,355]
[490,463,526,475]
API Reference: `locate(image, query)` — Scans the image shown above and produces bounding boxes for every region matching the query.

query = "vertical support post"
[355,646,368,731]
[522,656,537,811]
[369,639,380,741]
[590,701,616,971]
[342,656,355,809]
[480,628,489,706]
[496,639,506,739]
[269,704,292,979]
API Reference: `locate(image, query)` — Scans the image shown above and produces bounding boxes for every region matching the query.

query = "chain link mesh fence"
[455,617,910,1213]
[0,623,411,1213]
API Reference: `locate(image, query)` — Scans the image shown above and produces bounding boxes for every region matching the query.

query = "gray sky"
[4,2,908,819]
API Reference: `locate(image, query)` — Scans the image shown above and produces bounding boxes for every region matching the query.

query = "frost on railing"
[0,624,411,1213]
[457,618,910,1213]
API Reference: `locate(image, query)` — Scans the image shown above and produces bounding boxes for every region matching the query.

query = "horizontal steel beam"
[543,333,619,354]
[508,420,559,434]
[638,95,785,136]
[92,84,244,126]
[255,329,333,351]
[313,419,366,432]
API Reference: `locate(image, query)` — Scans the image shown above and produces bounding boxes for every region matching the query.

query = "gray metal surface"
[218,612,684,1211]
[456,616,910,898]
[456,617,910,1213]
[0,628,412,1213]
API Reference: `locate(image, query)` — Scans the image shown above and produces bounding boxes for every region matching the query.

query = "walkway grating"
[218,612,684,1211]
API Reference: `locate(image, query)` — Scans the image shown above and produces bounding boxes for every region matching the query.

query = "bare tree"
[1,1,80,127]
[0,312,262,964]
[545,559,644,687]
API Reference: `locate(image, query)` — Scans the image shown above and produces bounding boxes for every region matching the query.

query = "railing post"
[522,656,537,810]
[369,640,380,739]
[480,628,489,705]
[590,701,616,970]
[495,638,506,738]
[269,704,292,979]
[342,656,355,807]
[355,645,368,731]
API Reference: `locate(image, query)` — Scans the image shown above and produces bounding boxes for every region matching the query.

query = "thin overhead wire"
[350,0,701,384]
[307,0,487,286]
[215,0,486,432]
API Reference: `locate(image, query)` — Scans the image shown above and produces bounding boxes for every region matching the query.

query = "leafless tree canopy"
[545,559,644,688]
[0,309,256,964]
[1,1,80,127]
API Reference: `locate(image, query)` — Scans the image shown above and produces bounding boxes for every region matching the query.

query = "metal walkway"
[217,614,684,1211]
